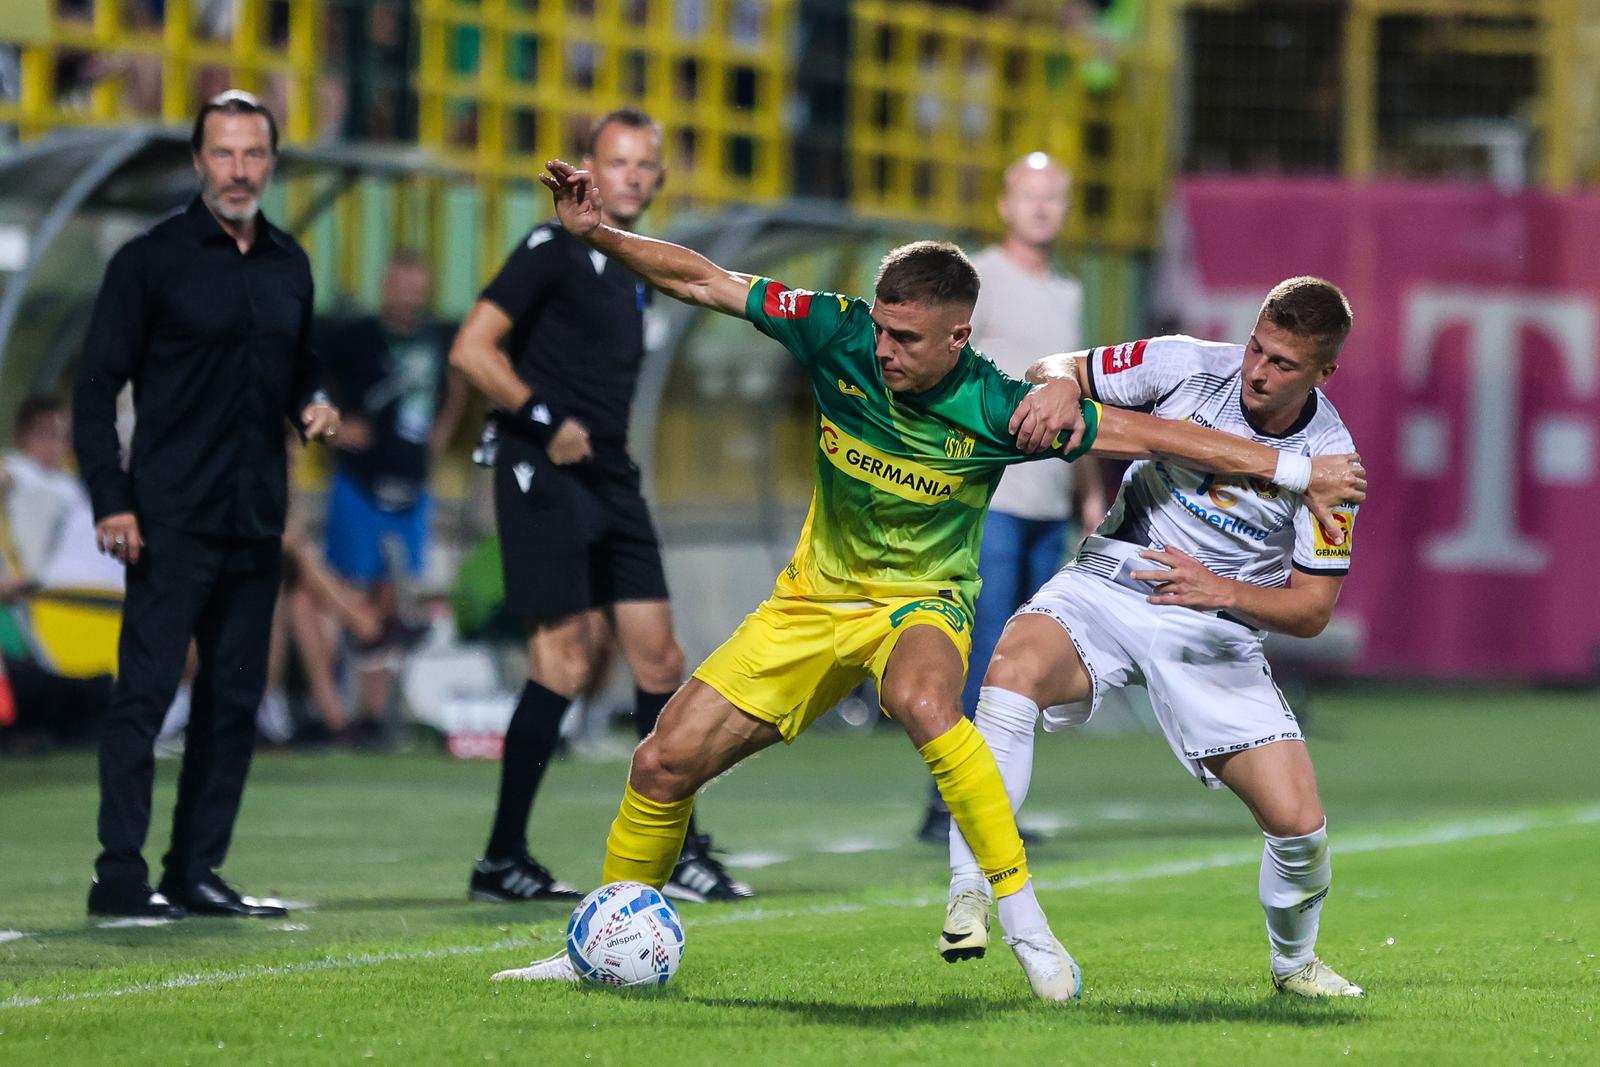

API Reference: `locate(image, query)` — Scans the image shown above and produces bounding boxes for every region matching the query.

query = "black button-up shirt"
[73,197,321,538]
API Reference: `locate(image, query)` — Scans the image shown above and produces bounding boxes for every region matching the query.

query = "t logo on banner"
[1401,289,1598,572]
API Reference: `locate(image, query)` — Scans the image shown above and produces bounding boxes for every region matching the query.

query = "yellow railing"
[0,0,322,143]
[414,0,796,275]
[1339,0,1578,189]
[1183,0,1580,190]
[848,1,1177,252]
[4,0,1592,261]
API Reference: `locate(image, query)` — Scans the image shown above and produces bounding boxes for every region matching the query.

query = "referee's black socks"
[485,679,569,861]
[632,687,670,740]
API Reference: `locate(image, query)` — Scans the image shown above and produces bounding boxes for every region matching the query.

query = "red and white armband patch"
[763,282,814,319]
[1100,339,1148,375]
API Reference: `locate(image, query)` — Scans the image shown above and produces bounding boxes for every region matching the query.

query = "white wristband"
[1272,452,1312,494]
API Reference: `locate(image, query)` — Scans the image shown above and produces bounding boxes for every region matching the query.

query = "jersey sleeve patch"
[1100,339,1148,376]
[1310,507,1356,563]
[762,282,814,319]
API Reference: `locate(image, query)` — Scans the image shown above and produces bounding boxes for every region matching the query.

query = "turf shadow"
[1080,996,1374,1027]
[686,994,1027,1025]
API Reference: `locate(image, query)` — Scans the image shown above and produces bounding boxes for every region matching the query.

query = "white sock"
[948,686,1040,897]
[1260,820,1331,976]
[996,878,1050,941]
[158,682,191,741]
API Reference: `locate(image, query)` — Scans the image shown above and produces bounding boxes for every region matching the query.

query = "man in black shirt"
[450,108,751,903]
[73,91,341,919]
[322,249,464,743]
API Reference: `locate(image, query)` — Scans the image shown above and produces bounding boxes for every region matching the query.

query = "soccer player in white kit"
[941,276,1367,999]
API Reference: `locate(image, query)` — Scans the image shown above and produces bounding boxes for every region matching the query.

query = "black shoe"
[665,832,754,903]
[86,880,186,919]
[469,853,584,902]
[917,806,1046,847]
[164,873,289,918]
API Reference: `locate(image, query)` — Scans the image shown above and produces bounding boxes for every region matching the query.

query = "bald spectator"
[917,152,1106,844]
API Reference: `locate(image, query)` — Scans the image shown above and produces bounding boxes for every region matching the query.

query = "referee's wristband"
[510,397,566,446]
[1272,452,1312,494]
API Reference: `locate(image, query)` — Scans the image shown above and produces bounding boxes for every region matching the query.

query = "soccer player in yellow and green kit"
[492,159,1367,999]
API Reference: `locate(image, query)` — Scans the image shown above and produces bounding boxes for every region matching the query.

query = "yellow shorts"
[692,591,972,743]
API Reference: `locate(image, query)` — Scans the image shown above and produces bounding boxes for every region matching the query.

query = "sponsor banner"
[1165,177,1600,680]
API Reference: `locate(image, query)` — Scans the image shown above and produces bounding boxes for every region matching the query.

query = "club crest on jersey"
[764,282,813,319]
[944,428,975,459]
[1102,339,1148,375]
[837,378,868,401]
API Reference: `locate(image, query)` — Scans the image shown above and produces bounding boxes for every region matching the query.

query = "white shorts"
[1016,550,1303,789]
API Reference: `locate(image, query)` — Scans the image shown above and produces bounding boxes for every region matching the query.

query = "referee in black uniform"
[450,108,750,903]
[73,91,341,919]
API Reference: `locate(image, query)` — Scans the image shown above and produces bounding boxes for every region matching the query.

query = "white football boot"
[491,950,579,983]
[938,887,991,962]
[1273,957,1364,998]
[1005,932,1082,1002]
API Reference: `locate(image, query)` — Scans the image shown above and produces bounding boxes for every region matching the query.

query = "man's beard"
[204,181,259,222]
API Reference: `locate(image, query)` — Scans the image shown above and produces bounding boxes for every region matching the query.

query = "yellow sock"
[600,783,694,888]
[919,718,1029,897]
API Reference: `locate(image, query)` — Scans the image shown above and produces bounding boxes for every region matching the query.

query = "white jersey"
[1078,335,1358,591]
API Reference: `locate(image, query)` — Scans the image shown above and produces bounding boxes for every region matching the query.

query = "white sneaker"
[1273,957,1363,998]
[1005,932,1082,1002]
[938,887,991,962]
[491,950,579,983]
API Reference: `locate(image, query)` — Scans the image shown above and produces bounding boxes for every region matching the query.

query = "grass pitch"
[1,687,1596,1065]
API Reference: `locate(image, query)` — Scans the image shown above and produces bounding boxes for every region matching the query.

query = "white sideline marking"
[0,939,534,1010]
[95,918,180,930]
[0,930,32,943]
[818,837,893,855]
[5,807,1595,1012]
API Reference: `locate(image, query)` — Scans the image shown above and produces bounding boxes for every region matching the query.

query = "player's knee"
[1263,800,1326,839]
[982,643,1048,701]
[883,683,961,744]
[629,736,702,802]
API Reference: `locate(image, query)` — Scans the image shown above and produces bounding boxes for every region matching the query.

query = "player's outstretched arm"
[1089,406,1366,544]
[540,160,753,316]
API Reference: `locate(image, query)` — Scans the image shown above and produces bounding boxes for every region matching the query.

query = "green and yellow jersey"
[746,278,1101,617]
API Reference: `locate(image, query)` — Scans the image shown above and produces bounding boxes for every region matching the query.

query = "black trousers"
[95,525,282,889]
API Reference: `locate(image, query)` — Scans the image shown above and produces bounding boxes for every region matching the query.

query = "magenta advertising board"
[1161,177,1600,680]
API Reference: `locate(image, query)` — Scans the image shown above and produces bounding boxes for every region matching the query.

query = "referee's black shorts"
[492,434,669,624]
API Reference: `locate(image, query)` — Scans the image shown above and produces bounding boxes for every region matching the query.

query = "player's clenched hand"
[546,418,593,465]
[1305,452,1365,545]
[540,160,603,239]
[1010,376,1084,454]
[1131,547,1234,610]
[96,512,144,566]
